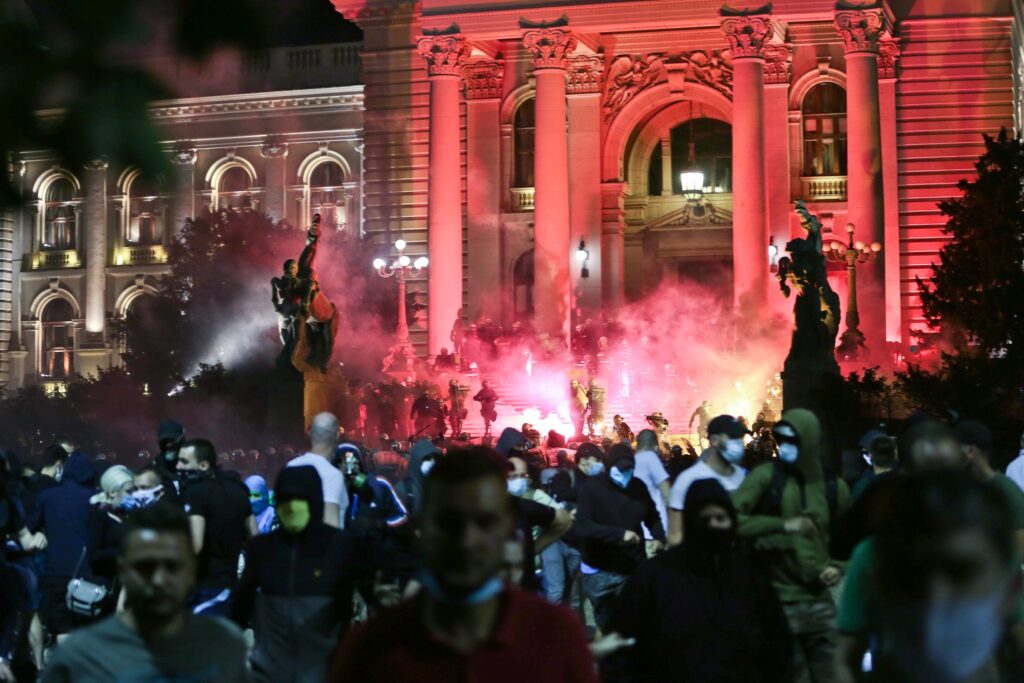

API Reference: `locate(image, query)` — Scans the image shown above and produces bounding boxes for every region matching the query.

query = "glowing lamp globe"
[372,258,386,270]
[768,243,779,259]
[870,242,882,252]
[414,256,429,269]
[398,254,411,267]
[854,240,865,251]
[575,248,589,263]
[679,168,704,202]
[394,239,407,251]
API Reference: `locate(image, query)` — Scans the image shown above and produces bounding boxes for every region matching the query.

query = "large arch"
[114,283,160,317]
[204,155,258,189]
[789,67,847,111]
[602,82,733,182]
[295,149,353,184]
[32,168,82,199]
[29,287,81,320]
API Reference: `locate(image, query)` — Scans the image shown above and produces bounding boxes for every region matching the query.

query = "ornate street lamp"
[679,143,704,203]
[575,238,590,279]
[373,239,428,365]
[823,222,881,359]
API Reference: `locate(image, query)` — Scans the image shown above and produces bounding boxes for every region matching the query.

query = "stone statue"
[283,214,339,374]
[777,201,840,376]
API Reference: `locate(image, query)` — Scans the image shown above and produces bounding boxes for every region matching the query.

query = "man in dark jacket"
[30,452,96,638]
[398,439,441,516]
[232,465,358,683]
[574,443,665,630]
[602,479,792,682]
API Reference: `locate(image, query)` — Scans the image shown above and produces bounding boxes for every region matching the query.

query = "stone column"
[600,181,628,309]
[260,137,288,224]
[0,158,20,386]
[721,9,771,314]
[763,40,793,314]
[83,160,108,336]
[660,136,673,196]
[418,33,470,357]
[464,60,504,322]
[878,38,901,343]
[836,5,888,345]
[170,145,197,235]
[523,24,576,346]
[567,55,604,313]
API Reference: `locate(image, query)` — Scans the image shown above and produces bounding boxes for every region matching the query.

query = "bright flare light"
[414,256,429,269]
[394,239,407,251]
[398,254,411,267]
[372,258,386,270]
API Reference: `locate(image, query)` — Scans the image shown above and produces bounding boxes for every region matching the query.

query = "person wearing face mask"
[1003,429,1024,493]
[503,457,572,591]
[575,443,666,631]
[602,479,792,683]
[244,475,277,535]
[836,471,1023,683]
[232,465,357,683]
[152,419,185,499]
[667,415,748,547]
[85,466,138,604]
[398,439,442,515]
[732,409,846,683]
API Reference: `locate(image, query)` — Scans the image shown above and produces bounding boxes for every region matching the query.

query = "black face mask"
[179,469,210,486]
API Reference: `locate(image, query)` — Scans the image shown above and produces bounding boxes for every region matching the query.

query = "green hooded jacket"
[732,408,837,603]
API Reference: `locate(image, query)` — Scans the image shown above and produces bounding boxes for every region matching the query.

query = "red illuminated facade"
[332,0,1022,354]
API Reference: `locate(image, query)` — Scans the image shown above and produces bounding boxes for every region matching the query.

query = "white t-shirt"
[633,450,670,540]
[1006,453,1024,493]
[287,452,348,525]
[668,461,746,511]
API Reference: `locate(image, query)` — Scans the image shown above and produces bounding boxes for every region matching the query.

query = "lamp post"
[575,238,590,279]
[823,222,881,359]
[373,239,429,354]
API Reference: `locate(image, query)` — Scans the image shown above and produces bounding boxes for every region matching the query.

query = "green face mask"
[277,499,311,534]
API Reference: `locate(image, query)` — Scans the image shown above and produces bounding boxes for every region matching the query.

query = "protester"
[574,443,666,631]
[667,414,748,546]
[176,439,255,616]
[40,502,249,682]
[955,420,1024,555]
[326,447,599,683]
[20,445,66,515]
[632,430,671,556]
[85,465,137,597]
[399,438,440,515]
[731,409,844,683]
[851,434,897,500]
[233,466,357,683]
[504,455,571,590]
[288,412,348,528]
[836,471,1022,683]
[602,479,792,682]
[542,442,603,606]
[30,452,96,640]
[1005,429,1024,492]
[244,475,277,535]
[131,466,166,506]
[153,419,185,497]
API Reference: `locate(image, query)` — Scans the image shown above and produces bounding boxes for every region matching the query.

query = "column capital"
[877,37,900,79]
[84,158,108,171]
[763,42,793,84]
[417,34,471,78]
[260,136,289,158]
[719,6,774,60]
[464,60,503,100]
[567,55,604,94]
[170,144,197,166]
[834,4,890,55]
[522,27,577,70]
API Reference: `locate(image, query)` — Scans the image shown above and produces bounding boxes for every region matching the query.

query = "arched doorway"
[512,249,534,321]
[41,298,75,378]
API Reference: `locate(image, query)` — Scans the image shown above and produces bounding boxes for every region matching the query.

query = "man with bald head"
[287,411,348,527]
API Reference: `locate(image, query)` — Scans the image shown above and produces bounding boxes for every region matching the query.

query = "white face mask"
[420,460,435,476]
[778,443,799,464]
[507,477,529,497]
[721,439,745,464]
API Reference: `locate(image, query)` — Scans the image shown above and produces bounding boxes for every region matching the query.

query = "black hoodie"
[602,479,793,683]
[232,465,357,683]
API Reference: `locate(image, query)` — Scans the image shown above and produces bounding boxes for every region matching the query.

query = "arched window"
[309,161,346,230]
[802,83,847,177]
[512,249,534,320]
[647,118,732,196]
[513,99,535,188]
[41,298,74,378]
[127,175,164,245]
[218,166,253,210]
[43,178,77,251]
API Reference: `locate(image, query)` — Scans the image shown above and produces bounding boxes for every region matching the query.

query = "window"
[802,83,847,177]
[647,118,732,196]
[41,298,74,378]
[513,99,535,188]
[309,162,346,230]
[218,166,253,210]
[127,175,164,245]
[43,178,77,251]
[512,249,534,320]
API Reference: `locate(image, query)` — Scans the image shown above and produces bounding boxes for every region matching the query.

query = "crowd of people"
[2,405,1024,683]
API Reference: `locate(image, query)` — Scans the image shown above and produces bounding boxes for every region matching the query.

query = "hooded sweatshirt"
[731,408,834,603]
[399,439,440,515]
[232,465,358,683]
[603,479,792,683]
[31,452,96,577]
[245,475,277,535]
